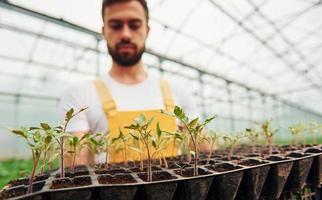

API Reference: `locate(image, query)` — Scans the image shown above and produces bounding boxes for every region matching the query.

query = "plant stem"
[313,131,317,145]
[105,147,109,170]
[158,154,162,166]
[181,121,197,176]
[206,142,214,165]
[123,141,128,167]
[60,137,65,178]
[137,140,143,171]
[142,136,152,182]
[252,140,256,154]
[268,137,272,155]
[72,153,76,173]
[194,144,198,176]
[40,150,47,176]
[228,145,234,161]
[162,154,168,169]
[302,133,306,147]
[27,157,39,194]
[171,138,176,156]
[291,135,295,148]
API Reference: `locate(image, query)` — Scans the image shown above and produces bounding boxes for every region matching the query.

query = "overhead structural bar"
[207,0,322,91]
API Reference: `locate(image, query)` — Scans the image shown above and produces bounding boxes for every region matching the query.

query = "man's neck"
[109,61,147,84]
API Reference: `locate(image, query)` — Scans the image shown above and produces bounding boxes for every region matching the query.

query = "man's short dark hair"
[101,0,149,22]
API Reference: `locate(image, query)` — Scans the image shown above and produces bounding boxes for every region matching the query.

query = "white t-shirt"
[58,72,198,133]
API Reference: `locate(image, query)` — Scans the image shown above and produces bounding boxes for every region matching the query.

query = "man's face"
[102,1,149,67]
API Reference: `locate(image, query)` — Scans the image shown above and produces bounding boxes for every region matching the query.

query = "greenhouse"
[0,0,322,199]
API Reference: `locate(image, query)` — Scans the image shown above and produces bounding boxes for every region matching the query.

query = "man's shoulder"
[62,80,96,96]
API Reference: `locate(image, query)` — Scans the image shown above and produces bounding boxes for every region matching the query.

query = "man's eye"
[109,22,123,30]
[129,21,141,30]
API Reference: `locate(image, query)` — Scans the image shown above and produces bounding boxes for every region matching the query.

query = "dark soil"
[95,168,130,175]
[137,171,177,182]
[64,165,88,171]
[174,167,211,177]
[244,153,261,157]
[305,148,322,153]
[176,162,192,168]
[205,163,242,172]
[129,166,161,172]
[220,155,241,161]
[265,155,289,161]
[168,162,180,169]
[287,152,308,158]
[7,174,49,188]
[50,176,91,189]
[189,159,211,165]
[1,181,45,199]
[55,170,89,178]
[98,174,137,184]
[238,159,267,166]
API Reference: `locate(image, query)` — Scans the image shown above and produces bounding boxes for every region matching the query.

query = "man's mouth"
[117,44,136,51]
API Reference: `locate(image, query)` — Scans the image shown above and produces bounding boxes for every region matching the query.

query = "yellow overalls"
[94,79,178,163]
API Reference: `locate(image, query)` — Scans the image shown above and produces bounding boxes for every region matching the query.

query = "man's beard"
[108,41,145,67]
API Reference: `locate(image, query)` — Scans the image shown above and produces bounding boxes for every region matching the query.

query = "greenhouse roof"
[1,0,322,115]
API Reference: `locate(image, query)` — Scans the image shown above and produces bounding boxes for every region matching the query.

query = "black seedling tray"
[1,147,321,200]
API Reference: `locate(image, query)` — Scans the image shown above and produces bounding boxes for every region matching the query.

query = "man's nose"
[120,25,132,40]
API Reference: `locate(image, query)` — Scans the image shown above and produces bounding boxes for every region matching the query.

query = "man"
[58,0,197,165]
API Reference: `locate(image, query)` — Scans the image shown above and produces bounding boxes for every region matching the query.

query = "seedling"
[289,124,300,147]
[53,107,87,178]
[9,127,47,194]
[125,114,172,181]
[261,120,277,155]
[112,130,130,167]
[127,130,144,171]
[162,106,216,176]
[37,126,56,176]
[245,128,259,154]
[89,131,111,170]
[308,122,319,145]
[204,131,220,164]
[151,122,173,168]
[67,133,91,173]
[223,134,245,161]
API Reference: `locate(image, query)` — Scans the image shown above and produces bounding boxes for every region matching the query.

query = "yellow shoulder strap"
[160,79,175,112]
[93,79,117,116]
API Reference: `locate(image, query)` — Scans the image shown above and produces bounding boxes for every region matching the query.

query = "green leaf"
[188,118,199,128]
[156,122,162,138]
[79,107,88,113]
[40,123,51,130]
[90,137,100,146]
[80,133,90,141]
[203,115,216,126]
[129,132,139,141]
[146,116,155,127]
[11,129,27,139]
[29,127,40,131]
[44,135,52,144]
[134,114,146,126]
[73,136,79,145]
[65,108,74,122]
[33,131,41,143]
[175,133,183,140]
[124,124,139,130]
[129,146,144,154]
[151,138,157,148]
[174,106,183,118]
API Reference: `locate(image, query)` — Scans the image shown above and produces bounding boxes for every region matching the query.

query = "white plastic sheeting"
[1,0,322,158]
